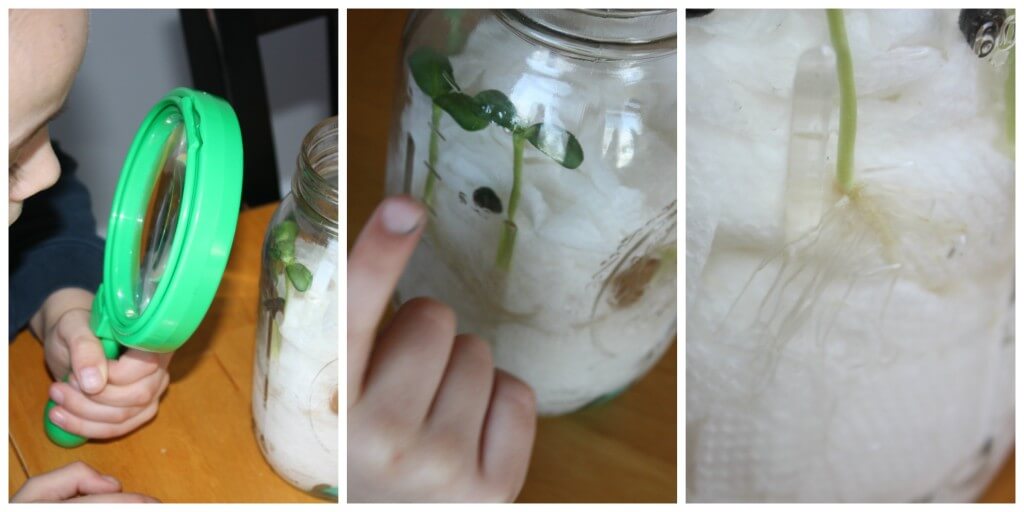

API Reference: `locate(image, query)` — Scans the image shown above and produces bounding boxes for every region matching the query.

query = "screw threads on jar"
[294,116,338,237]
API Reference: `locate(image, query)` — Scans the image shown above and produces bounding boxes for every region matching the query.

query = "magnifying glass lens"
[136,115,187,315]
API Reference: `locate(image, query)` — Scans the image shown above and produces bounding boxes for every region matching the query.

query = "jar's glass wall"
[386,9,678,415]
[253,118,339,500]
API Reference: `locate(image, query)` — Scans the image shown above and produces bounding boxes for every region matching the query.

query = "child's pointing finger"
[347,196,426,407]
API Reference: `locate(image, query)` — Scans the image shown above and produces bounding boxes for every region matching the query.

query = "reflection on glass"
[602,101,643,169]
[136,116,187,315]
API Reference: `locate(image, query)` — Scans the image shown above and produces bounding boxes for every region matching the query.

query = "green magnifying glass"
[44,88,243,447]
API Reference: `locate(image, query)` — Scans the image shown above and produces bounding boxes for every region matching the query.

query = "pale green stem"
[496,132,525,270]
[1007,46,1015,147]
[827,9,857,194]
[272,278,289,361]
[1009,10,1016,146]
[422,104,443,208]
[446,10,463,52]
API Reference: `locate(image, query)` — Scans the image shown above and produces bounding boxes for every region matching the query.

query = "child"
[10,9,164,503]
[347,196,537,502]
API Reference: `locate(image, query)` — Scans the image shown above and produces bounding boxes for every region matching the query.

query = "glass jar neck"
[293,116,338,238]
[499,9,677,60]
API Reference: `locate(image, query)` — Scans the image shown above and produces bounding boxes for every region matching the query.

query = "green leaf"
[270,220,298,264]
[286,263,312,292]
[274,238,295,262]
[523,123,584,169]
[434,92,490,131]
[408,47,456,99]
[474,90,518,130]
[272,220,298,244]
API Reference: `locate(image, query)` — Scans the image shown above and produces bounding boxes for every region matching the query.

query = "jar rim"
[298,117,338,190]
[573,9,676,19]
[500,9,677,61]
[295,116,338,233]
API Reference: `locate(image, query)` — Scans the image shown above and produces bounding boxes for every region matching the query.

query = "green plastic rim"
[90,88,243,352]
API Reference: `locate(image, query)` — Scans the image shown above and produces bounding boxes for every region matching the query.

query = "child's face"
[8,9,87,225]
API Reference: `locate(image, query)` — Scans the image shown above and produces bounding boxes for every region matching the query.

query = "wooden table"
[9,204,324,503]
[978,452,1015,503]
[348,9,677,503]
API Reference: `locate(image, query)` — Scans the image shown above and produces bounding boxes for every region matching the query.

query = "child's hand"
[12,461,159,502]
[32,288,173,439]
[348,196,537,503]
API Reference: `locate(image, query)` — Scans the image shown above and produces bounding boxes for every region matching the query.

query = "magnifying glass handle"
[44,338,123,448]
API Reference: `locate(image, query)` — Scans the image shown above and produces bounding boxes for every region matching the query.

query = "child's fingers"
[105,350,168,386]
[480,370,537,501]
[14,461,120,502]
[47,402,158,439]
[424,334,495,445]
[76,477,123,497]
[347,196,425,406]
[67,370,168,408]
[357,297,456,428]
[67,493,160,503]
[50,382,147,423]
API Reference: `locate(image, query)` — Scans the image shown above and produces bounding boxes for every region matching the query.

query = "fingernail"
[49,386,64,404]
[101,475,119,486]
[381,197,424,235]
[51,408,66,425]
[80,367,102,393]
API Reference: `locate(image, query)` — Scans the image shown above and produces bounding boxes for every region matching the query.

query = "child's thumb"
[66,327,109,394]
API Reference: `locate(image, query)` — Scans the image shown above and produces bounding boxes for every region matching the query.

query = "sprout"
[408,48,585,270]
[269,218,312,291]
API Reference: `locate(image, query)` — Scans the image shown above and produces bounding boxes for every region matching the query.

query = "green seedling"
[262,218,312,370]
[408,47,457,209]
[827,9,858,194]
[408,48,584,270]
[1007,46,1014,147]
[270,219,312,292]
[1009,10,1015,147]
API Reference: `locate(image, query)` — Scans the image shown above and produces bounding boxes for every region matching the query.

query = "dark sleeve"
[9,142,105,341]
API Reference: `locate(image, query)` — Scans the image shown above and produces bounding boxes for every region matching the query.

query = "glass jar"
[385,9,678,415]
[253,117,338,500]
[686,10,1014,502]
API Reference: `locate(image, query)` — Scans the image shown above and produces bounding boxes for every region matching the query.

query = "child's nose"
[10,129,61,201]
